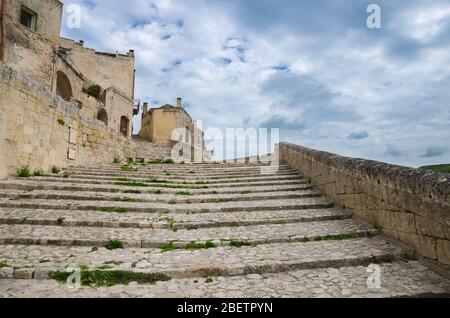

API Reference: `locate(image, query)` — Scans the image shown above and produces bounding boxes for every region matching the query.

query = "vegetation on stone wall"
[85,85,102,99]
[420,164,450,174]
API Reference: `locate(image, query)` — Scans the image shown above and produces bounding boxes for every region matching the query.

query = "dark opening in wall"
[120,116,130,137]
[97,109,108,126]
[56,71,72,102]
[19,6,38,31]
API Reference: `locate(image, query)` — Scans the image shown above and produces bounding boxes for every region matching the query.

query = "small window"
[19,6,37,31]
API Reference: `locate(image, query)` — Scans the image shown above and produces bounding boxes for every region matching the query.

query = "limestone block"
[0,267,14,279]
[14,268,35,279]
[437,240,450,265]
[420,236,437,260]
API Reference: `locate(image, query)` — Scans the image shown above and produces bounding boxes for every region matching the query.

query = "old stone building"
[0,0,210,179]
[137,98,212,162]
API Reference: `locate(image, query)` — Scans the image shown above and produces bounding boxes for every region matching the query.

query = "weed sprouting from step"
[124,189,141,194]
[51,166,60,174]
[240,190,252,195]
[186,240,216,250]
[148,178,173,184]
[112,197,136,202]
[91,247,98,252]
[161,242,175,252]
[147,159,162,164]
[168,199,177,205]
[33,169,44,177]
[56,217,65,226]
[62,172,70,178]
[104,260,124,265]
[57,119,65,126]
[105,240,124,250]
[205,277,214,284]
[121,164,138,172]
[165,172,171,176]
[49,270,171,287]
[301,237,310,243]
[162,159,175,164]
[0,261,9,268]
[229,240,251,248]
[17,166,30,178]
[101,207,128,213]
[26,188,34,192]
[176,191,193,196]
[314,233,360,242]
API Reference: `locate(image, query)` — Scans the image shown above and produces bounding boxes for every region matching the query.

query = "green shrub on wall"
[85,85,102,99]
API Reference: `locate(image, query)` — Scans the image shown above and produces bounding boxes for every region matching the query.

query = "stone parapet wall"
[280,142,450,269]
[0,63,135,176]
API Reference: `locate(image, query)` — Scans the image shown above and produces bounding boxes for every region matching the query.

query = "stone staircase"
[0,162,449,298]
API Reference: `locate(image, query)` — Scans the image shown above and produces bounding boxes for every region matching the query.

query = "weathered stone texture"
[0,63,136,177]
[280,142,450,268]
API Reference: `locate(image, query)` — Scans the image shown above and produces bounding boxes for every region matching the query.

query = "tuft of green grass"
[168,199,177,205]
[148,178,172,184]
[124,190,141,194]
[121,164,137,172]
[205,277,214,283]
[105,240,124,250]
[56,217,65,226]
[62,172,70,178]
[0,261,9,268]
[154,190,163,195]
[186,240,216,250]
[161,242,175,252]
[147,159,162,164]
[49,270,170,287]
[51,166,60,174]
[229,240,251,248]
[57,119,65,126]
[313,233,360,242]
[17,166,30,178]
[112,197,135,202]
[176,191,193,196]
[162,159,175,164]
[33,169,44,177]
[101,207,128,213]
[240,190,252,195]
[26,187,35,192]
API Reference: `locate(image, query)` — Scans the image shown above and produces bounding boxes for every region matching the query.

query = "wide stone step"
[22,177,307,188]
[0,180,312,195]
[1,261,449,298]
[0,197,334,214]
[0,219,378,248]
[66,173,302,184]
[0,189,322,204]
[0,207,350,229]
[0,237,413,280]
[68,166,296,176]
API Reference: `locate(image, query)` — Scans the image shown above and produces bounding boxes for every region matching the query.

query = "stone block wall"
[0,63,135,176]
[133,137,173,161]
[280,142,450,269]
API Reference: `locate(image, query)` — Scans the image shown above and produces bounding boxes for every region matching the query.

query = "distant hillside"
[419,164,450,173]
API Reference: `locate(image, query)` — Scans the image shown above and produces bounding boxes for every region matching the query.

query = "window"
[120,116,130,137]
[19,6,37,31]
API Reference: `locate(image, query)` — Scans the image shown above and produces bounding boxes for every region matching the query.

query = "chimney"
[176,97,182,108]
[142,102,148,116]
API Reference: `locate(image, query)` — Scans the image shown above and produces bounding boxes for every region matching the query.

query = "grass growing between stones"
[229,240,251,248]
[0,261,9,268]
[49,270,171,287]
[186,240,216,250]
[56,217,65,226]
[176,191,193,196]
[17,166,31,178]
[112,197,136,202]
[121,164,138,172]
[168,199,177,205]
[161,242,176,252]
[101,207,128,213]
[314,233,360,241]
[105,240,124,250]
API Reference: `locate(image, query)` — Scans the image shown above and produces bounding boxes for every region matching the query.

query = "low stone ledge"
[279,142,450,270]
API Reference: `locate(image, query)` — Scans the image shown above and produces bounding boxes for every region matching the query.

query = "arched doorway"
[56,71,72,101]
[97,108,108,126]
[120,116,129,137]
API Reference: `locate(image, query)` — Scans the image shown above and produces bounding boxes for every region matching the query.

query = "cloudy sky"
[60,0,450,166]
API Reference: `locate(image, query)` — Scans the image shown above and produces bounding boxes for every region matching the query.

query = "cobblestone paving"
[1,261,449,298]
[0,162,449,298]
